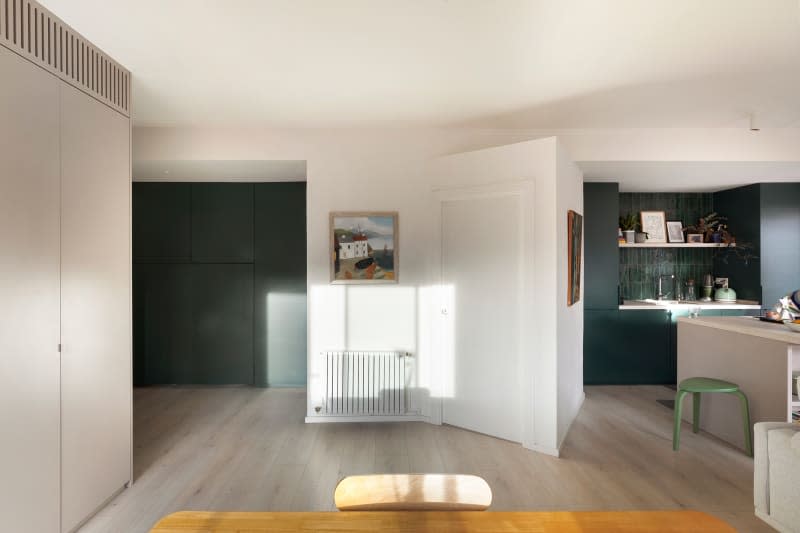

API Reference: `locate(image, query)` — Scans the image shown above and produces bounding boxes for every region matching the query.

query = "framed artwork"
[330,212,398,284]
[666,221,684,243]
[687,233,704,243]
[640,211,667,243]
[567,210,582,306]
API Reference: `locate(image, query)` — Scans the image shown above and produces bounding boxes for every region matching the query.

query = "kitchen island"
[677,316,800,452]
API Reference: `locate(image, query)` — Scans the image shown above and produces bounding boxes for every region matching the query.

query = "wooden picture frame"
[666,221,684,243]
[640,211,667,243]
[687,234,704,243]
[330,211,398,284]
[567,210,582,306]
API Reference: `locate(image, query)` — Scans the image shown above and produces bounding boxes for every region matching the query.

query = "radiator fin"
[324,351,408,415]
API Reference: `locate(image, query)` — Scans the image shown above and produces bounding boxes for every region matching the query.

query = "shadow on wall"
[307,283,455,417]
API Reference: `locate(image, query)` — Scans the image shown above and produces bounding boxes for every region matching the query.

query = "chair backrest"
[334,474,492,511]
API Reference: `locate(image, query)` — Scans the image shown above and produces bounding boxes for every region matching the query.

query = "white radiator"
[323,351,410,415]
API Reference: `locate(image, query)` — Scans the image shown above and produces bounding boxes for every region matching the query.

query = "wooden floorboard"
[77,385,774,532]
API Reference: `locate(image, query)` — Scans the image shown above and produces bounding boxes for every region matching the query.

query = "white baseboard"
[305,414,429,423]
[755,508,788,533]
[527,443,560,457]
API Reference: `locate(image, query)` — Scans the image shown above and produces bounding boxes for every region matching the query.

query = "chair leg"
[673,390,687,451]
[692,392,701,433]
[734,390,753,457]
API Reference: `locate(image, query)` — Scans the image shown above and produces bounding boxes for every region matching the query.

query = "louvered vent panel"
[0,0,130,117]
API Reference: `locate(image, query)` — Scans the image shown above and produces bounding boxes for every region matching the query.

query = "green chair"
[673,377,752,456]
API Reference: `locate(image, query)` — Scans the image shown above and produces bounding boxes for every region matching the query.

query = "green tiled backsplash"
[619,193,714,300]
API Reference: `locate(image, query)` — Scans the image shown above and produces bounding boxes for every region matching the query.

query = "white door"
[441,193,523,442]
[60,83,132,532]
[0,46,62,533]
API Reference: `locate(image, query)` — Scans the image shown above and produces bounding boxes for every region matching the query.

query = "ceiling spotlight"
[749,114,760,132]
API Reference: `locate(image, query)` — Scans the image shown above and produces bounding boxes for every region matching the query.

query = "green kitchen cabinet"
[584,310,620,384]
[584,183,620,309]
[585,310,671,384]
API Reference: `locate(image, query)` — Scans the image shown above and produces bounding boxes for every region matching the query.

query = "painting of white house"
[330,212,398,283]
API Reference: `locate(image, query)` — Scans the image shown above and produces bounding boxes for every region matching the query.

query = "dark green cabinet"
[191,183,254,263]
[134,263,254,385]
[133,183,192,262]
[253,182,307,387]
[133,182,306,386]
[586,307,759,385]
[585,310,670,385]
[584,183,620,309]
[713,183,800,307]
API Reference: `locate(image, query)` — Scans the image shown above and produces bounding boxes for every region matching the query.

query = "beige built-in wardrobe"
[0,2,131,532]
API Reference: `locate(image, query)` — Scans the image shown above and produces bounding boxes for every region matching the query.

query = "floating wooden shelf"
[619,243,736,248]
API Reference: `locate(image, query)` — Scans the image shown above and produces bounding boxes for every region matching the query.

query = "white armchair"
[755,422,800,532]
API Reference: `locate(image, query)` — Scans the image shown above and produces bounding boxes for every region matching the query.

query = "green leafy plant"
[684,211,730,243]
[619,213,639,231]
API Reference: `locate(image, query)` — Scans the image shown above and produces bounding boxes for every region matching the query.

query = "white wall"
[556,141,585,448]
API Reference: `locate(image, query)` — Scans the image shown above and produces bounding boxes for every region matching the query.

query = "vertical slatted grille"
[0,0,130,117]
[324,351,409,416]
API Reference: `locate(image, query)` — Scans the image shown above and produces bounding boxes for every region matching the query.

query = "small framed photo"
[640,211,667,243]
[666,221,684,243]
[687,234,704,244]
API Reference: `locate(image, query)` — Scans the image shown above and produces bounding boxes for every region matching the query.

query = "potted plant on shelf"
[619,213,638,244]
[684,212,731,243]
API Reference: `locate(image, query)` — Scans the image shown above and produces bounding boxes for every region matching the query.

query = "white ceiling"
[40,0,800,129]
[581,161,800,192]
[133,160,306,182]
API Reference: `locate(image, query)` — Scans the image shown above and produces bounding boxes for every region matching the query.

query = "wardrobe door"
[59,83,131,532]
[0,47,62,533]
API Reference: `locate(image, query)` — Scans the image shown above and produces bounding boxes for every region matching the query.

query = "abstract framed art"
[567,210,583,306]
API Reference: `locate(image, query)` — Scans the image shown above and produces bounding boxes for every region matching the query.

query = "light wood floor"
[79,386,773,532]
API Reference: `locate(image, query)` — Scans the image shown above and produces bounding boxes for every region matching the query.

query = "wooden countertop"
[678,316,800,345]
[150,510,736,532]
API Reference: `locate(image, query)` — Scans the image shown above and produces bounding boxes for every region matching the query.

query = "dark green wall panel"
[583,183,619,309]
[191,183,254,263]
[191,264,254,384]
[133,183,192,262]
[133,181,306,387]
[133,263,194,385]
[254,183,307,387]
[713,184,762,302]
[760,183,800,307]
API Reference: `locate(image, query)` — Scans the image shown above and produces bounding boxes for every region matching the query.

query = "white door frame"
[431,179,536,448]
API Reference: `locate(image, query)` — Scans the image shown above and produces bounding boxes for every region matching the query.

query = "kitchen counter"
[677,316,800,452]
[620,299,761,311]
[678,316,800,344]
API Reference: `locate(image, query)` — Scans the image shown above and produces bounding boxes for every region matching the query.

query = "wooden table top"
[150,510,736,532]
